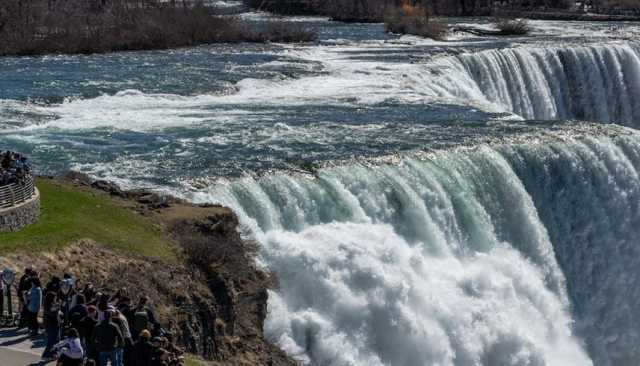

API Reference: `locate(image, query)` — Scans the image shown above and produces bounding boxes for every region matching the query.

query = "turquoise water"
[2,14,640,366]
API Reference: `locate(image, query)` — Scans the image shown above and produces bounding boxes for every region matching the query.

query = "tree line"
[0,0,315,56]
[246,0,640,20]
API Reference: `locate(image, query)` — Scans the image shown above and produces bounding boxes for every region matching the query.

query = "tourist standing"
[97,293,110,322]
[68,294,88,336]
[44,276,61,295]
[27,276,42,336]
[0,271,4,317]
[41,291,62,360]
[112,309,133,365]
[132,296,158,339]
[83,305,99,361]
[83,283,97,305]
[17,268,33,328]
[93,310,124,366]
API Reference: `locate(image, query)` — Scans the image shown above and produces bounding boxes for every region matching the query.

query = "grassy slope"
[0,178,176,258]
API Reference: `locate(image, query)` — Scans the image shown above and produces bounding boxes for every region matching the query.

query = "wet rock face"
[169,209,295,365]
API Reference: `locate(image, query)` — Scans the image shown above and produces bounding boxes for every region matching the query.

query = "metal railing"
[0,176,35,209]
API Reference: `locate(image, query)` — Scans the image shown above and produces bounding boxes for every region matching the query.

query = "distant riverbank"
[495,9,640,21]
[243,0,640,23]
[0,0,314,57]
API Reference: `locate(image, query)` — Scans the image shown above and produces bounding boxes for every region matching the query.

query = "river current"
[1,13,640,366]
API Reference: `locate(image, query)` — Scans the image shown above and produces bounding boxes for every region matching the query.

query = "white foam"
[198,141,605,365]
[265,223,589,365]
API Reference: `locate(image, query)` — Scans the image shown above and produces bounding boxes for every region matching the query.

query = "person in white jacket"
[54,328,84,366]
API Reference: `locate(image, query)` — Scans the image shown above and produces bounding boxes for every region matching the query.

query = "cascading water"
[424,43,640,125]
[1,15,639,366]
[504,134,640,366]
[195,131,640,365]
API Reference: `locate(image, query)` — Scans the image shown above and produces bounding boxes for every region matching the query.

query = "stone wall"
[0,188,40,232]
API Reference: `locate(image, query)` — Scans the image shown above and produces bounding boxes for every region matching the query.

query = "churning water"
[2,14,640,366]
[199,130,640,366]
[436,42,640,123]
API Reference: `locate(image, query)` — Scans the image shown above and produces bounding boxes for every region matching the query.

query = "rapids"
[1,14,640,366]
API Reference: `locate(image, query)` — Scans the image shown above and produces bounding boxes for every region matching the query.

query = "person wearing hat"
[92,310,124,366]
[133,330,154,366]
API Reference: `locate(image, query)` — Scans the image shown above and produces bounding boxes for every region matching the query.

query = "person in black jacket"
[41,291,61,360]
[68,294,88,335]
[17,268,33,328]
[44,276,61,296]
[133,330,154,366]
[92,311,124,366]
[131,296,159,340]
[83,305,99,362]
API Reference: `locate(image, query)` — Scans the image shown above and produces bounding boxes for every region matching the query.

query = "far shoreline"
[0,1,315,58]
[494,10,640,22]
[243,0,640,23]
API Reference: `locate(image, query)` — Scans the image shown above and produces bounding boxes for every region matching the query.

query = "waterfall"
[195,131,640,365]
[505,134,640,366]
[425,43,640,125]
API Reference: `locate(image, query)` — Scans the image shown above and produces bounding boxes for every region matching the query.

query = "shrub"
[493,18,531,35]
[602,0,640,13]
[257,22,317,43]
[384,2,449,40]
[0,0,316,56]
[328,0,389,22]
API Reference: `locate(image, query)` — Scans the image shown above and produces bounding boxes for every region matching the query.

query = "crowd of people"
[5,267,186,366]
[0,150,31,186]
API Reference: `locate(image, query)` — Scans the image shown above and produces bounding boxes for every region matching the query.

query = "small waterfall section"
[196,131,640,365]
[505,134,640,366]
[428,42,640,125]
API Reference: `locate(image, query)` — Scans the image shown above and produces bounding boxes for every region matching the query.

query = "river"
[1,12,640,366]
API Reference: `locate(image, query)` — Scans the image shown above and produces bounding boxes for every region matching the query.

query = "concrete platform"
[0,327,51,366]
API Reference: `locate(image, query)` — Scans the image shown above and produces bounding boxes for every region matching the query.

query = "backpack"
[133,308,150,334]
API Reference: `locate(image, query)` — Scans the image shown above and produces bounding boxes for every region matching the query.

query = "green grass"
[0,178,176,258]
[185,357,207,366]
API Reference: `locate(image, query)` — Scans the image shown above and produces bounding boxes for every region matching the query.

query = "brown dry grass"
[384,2,449,40]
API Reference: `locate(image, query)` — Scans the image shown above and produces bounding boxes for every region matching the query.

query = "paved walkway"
[0,327,52,366]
